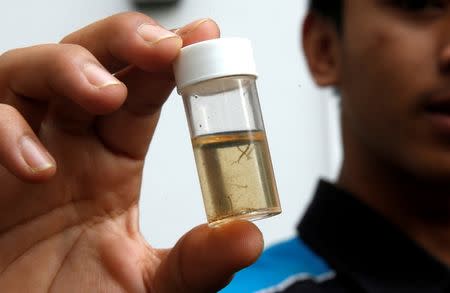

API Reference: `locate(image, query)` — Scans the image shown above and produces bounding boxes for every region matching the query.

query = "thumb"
[152,221,263,293]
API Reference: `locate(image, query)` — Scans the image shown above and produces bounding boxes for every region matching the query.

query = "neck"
[337,125,450,266]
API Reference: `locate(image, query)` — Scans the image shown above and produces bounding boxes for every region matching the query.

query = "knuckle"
[108,12,156,34]
[59,43,90,59]
[112,11,154,24]
[52,44,91,69]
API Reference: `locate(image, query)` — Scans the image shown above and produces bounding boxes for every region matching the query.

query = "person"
[221,0,450,292]
[1,0,450,292]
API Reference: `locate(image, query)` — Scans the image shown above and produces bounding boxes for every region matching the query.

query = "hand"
[0,12,263,292]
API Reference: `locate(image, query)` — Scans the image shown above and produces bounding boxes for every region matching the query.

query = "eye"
[390,0,446,13]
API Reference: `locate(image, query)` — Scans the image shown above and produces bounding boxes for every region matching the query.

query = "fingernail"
[19,136,54,173]
[176,18,212,37]
[83,63,122,89]
[137,24,181,46]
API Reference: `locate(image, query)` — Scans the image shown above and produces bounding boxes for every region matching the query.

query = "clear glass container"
[174,38,281,226]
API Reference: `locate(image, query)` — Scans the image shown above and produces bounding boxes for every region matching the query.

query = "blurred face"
[338,0,450,182]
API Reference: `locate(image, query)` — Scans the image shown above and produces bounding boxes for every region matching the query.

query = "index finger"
[61,12,182,73]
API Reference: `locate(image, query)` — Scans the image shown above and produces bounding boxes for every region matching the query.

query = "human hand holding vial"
[173,38,281,226]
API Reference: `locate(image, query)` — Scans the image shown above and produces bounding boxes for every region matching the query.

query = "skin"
[0,12,263,292]
[304,0,450,266]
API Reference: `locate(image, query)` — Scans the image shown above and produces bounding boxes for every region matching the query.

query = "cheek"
[339,21,437,144]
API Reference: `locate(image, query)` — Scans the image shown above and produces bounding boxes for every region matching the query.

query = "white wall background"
[0,0,340,249]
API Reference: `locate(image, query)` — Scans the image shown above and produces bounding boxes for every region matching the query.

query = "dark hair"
[308,0,343,32]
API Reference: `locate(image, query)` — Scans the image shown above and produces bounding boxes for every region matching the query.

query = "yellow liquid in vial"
[192,131,281,226]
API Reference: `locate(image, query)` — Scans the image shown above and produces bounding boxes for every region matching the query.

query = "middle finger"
[61,12,182,73]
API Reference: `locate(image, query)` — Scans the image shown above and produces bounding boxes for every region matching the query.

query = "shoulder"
[220,237,336,293]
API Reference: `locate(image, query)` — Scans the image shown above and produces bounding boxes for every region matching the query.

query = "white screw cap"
[173,38,258,94]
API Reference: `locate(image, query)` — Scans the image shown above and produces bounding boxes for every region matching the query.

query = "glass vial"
[173,38,281,226]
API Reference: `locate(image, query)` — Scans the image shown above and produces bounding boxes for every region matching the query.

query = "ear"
[302,13,341,87]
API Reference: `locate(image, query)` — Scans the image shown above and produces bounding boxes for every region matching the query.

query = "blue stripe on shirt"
[219,237,333,293]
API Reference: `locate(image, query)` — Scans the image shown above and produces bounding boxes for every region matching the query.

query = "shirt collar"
[298,180,450,293]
